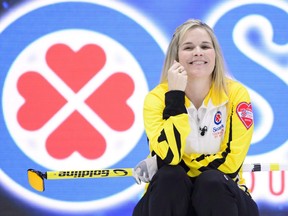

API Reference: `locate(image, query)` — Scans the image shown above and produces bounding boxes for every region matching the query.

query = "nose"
[193,46,203,56]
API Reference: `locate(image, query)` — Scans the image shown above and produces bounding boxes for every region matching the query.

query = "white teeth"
[193,61,205,65]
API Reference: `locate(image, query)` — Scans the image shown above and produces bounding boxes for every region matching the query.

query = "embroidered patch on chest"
[236,102,253,129]
[214,111,222,125]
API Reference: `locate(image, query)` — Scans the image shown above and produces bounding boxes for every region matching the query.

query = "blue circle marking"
[0,0,164,209]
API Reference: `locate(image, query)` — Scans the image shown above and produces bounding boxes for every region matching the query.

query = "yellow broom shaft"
[46,168,133,180]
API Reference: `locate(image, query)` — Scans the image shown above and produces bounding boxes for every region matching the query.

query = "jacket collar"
[203,82,229,107]
[184,82,229,109]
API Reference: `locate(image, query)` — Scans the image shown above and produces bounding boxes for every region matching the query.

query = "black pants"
[133,165,259,216]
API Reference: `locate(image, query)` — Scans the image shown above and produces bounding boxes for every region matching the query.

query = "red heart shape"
[17,44,134,160]
[236,102,253,129]
[46,111,106,159]
[46,44,106,93]
[85,72,135,131]
[17,72,67,130]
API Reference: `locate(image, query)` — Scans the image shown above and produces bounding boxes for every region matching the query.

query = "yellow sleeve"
[184,82,253,181]
[143,84,191,165]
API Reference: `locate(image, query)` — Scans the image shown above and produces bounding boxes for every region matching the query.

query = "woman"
[132,19,259,216]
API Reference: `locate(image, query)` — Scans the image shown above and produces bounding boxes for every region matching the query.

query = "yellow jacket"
[143,78,254,186]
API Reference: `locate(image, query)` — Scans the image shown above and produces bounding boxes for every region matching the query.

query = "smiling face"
[178,27,216,79]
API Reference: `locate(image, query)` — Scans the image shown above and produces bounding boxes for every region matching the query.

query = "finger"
[135,177,141,185]
[178,65,187,74]
[139,175,147,183]
[141,172,149,183]
[132,169,142,184]
[144,172,150,183]
[180,68,187,75]
[135,167,142,176]
[133,174,141,184]
[170,61,181,71]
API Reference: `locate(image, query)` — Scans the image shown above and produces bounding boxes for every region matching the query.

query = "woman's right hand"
[167,60,187,91]
[133,155,158,184]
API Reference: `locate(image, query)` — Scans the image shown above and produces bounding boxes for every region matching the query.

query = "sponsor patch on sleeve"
[236,102,253,129]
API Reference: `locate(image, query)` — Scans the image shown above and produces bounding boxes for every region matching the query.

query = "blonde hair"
[160,19,228,94]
